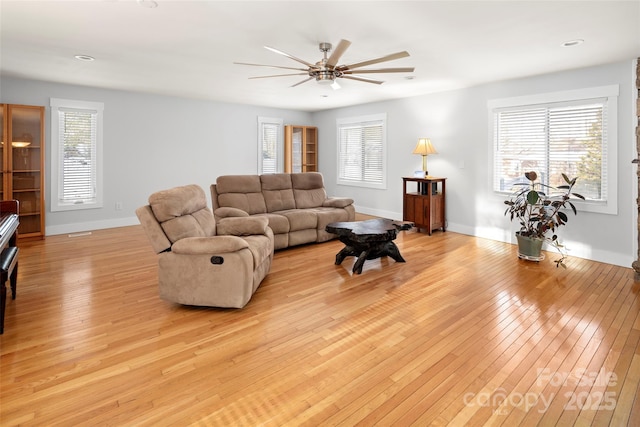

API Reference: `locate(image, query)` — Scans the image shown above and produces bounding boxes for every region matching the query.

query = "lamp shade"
[412,138,438,156]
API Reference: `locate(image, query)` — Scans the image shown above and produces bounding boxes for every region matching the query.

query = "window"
[50,98,104,211]
[336,113,386,189]
[257,117,283,174]
[489,86,618,214]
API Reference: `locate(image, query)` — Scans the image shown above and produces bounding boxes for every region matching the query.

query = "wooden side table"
[402,177,446,235]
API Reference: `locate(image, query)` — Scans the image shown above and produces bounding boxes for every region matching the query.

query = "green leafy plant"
[504,171,585,268]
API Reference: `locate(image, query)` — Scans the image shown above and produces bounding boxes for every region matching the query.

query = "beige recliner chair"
[136,184,274,308]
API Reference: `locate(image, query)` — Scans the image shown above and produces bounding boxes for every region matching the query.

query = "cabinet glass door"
[9,105,43,235]
[292,127,302,173]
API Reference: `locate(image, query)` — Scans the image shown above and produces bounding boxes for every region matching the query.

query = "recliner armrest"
[171,236,249,254]
[322,197,354,208]
[214,206,250,221]
[217,216,269,236]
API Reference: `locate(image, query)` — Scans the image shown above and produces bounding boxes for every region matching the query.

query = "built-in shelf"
[285,125,317,173]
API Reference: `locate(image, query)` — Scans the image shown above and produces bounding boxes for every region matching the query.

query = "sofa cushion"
[288,229,318,247]
[261,174,296,213]
[277,209,318,232]
[216,175,267,215]
[217,216,269,236]
[254,213,290,234]
[291,172,327,209]
[312,207,352,230]
[294,188,327,209]
[312,207,353,242]
[291,172,324,190]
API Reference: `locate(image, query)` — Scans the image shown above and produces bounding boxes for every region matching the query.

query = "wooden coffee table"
[325,218,414,274]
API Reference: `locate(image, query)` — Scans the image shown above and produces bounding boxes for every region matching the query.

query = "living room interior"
[1,1,639,425]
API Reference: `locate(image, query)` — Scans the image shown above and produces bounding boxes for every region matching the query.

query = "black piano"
[0,200,19,334]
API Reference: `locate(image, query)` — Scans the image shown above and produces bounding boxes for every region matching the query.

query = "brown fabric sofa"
[211,172,355,250]
[136,184,274,308]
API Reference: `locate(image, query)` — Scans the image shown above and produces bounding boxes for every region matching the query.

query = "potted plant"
[503,171,585,268]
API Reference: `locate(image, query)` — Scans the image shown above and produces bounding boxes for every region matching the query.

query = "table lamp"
[412,138,437,177]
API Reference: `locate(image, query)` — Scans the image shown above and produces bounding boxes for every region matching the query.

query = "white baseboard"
[354,205,402,221]
[445,221,631,268]
[46,216,139,236]
[354,212,632,269]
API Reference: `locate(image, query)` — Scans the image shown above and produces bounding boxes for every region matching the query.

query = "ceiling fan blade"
[291,77,314,87]
[234,62,308,72]
[342,67,415,74]
[249,73,309,79]
[326,39,351,68]
[338,51,410,71]
[264,45,316,68]
[341,75,384,85]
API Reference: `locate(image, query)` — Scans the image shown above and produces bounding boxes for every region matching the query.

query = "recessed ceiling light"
[74,55,95,61]
[562,39,584,47]
[137,0,158,8]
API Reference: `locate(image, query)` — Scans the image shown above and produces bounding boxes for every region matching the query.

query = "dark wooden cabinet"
[402,177,446,235]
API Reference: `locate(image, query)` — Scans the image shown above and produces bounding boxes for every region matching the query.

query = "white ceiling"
[1,0,639,112]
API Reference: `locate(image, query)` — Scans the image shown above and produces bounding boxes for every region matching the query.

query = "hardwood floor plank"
[0,225,638,426]
[502,269,635,426]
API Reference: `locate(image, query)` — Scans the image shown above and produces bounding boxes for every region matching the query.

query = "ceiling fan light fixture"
[237,39,414,89]
[316,71,335,85]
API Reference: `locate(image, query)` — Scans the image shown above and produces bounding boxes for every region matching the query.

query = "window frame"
[50,98,104,212]
[336,113,387,190]
[257,116,283,174]
[488,85,618,215]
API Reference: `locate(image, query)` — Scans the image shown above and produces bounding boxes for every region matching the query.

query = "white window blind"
[337,114,386,189]
[257,117,283,174]
[58,108,98,202]
[493,100,607,201]
[50,98,104,212]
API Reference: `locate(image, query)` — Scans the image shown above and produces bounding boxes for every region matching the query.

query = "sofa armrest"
[171,236,249,255]
[214,206,250,220]
[322,197,354,208]
[217,216,269,236]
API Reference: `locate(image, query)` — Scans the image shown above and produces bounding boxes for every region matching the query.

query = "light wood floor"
[1,222,638,426]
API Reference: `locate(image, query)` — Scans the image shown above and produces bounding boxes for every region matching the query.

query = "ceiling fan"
[235,39,414,89]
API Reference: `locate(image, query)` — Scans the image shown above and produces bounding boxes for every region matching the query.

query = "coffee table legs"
[334,239,406,274]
